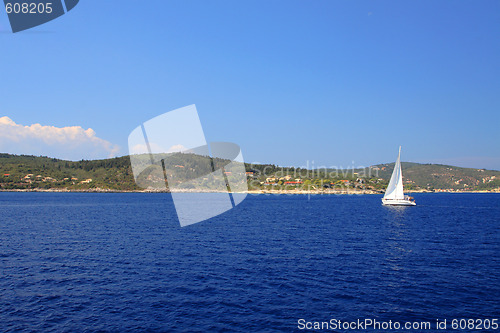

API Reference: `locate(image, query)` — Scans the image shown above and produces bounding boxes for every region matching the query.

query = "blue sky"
[1,1,499,169]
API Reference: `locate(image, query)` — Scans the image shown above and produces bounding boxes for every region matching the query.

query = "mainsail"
[383,146,405,200]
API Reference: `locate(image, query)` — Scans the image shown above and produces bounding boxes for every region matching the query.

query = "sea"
[0,193,499,332]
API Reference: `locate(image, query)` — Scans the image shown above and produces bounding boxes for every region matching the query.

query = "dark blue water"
[0,193,499,332]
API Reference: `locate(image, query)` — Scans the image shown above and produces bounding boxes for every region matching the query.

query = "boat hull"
[382,198,416,206]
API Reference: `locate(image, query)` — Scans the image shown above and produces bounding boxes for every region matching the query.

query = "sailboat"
[382,146,416,206]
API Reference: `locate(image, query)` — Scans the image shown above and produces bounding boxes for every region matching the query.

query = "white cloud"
[129,143,188,155]
[167,144,187,153]
[0,116,120,160]
[129,142,168,155]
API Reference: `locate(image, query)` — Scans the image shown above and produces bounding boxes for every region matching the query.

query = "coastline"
[0,189,498,194]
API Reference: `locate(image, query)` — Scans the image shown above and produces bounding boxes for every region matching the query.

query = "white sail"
[383,146,405,200]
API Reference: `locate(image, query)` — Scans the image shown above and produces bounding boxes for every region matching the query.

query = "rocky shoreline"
[0,189,498,194]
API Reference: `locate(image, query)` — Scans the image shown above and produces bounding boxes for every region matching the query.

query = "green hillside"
[0,153,499,192]
[0,154,139,191]
[363,163,500,191]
